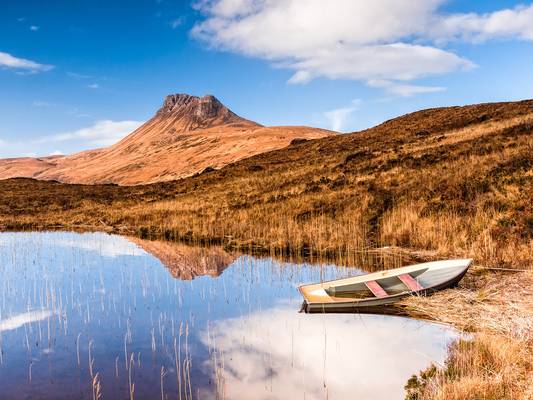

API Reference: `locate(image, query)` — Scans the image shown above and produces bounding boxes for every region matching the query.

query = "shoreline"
[401,268,532,399]
[1,227,531,398]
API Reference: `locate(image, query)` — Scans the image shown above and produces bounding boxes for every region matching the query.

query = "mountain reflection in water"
[0,232,458,400]
[129,237,235,280]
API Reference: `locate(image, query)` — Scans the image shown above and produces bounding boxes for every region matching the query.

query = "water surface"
[0,232,457,399]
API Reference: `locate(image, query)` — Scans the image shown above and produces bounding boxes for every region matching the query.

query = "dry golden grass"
[400,270,533,335]
[0,99,531,272]
[402,270,533,399]
[406,333,533,400]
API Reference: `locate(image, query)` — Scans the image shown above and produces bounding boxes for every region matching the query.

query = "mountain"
[1,99,530,269]
[0,94,335,185]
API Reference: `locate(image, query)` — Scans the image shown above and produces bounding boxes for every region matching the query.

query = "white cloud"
[49,150,63,156]
[431,4,533,43]
[67,107,92,118]
[30,25,39,31]
[170,16,185,29]
[39,120,143,147]
[192,0,533,92]
[33,100,54,107]
[387,84,446,97]
[324,99,361,132]
[67,71,92,79]
[87,83,100,89]
[0,51,53,73]
[368,79,446,97]
[285,43,473,84]
[0,120,142,158]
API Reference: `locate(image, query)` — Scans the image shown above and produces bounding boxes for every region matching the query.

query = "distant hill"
[0,94,335,185]
[0,98,531,269]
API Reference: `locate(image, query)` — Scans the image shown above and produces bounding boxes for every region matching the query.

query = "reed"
[92,372,102,400]
[160,366,166,400]
[76,332,82,367]
[128,353,135,400]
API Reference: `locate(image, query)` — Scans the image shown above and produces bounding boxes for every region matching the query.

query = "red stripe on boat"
[398,273,424,291]
[365,280,388,298]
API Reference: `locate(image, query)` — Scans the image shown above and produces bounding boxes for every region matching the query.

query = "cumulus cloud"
[368,80,446,97]
[40,120,143,147]
[324,99,361,131]
[284,43,473,84]
[170,16,185,29]
[33,100,55,107]
[0,51,53,73]
[67,71,93,79]
[431,4,533,43]
[0,120,143,158]
[192,0,533,91]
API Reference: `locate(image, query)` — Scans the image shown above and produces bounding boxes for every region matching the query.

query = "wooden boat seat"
[398,273,424,291]
[364,280,388,298]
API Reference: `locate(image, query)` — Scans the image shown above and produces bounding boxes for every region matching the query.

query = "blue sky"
[1,0,533,157]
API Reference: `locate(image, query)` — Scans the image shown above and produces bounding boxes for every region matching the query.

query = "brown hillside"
[0,94,335,185]
[0,99,532,269]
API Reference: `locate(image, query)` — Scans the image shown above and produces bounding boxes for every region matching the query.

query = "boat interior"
[325,269,427,299]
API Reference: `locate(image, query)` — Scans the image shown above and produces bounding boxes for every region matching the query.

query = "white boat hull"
[299,259,472,313]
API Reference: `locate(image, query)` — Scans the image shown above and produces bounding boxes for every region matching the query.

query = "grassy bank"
[0,100,532,270]
[402,269,532,399]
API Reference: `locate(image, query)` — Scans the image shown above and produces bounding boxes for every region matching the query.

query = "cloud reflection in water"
[0,310,53,333]
[0,231,147,258]
[201,305,458,400]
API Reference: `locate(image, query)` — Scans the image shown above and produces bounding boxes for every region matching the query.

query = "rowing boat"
[299,259,472,313]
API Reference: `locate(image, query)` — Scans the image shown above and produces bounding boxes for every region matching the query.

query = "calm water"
[0,232,458,400]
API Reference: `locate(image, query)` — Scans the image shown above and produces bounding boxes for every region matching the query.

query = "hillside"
[0,99,531,269]
[0,94,334,185]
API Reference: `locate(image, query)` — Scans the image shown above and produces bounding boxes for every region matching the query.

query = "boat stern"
[298,284,333,304]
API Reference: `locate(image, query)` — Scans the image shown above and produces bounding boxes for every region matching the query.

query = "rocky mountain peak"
[156,94,249,130]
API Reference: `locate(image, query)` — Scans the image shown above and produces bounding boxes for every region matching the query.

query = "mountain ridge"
[0,94,335,185]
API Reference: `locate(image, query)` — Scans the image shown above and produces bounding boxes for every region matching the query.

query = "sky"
[1,0,533,158]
